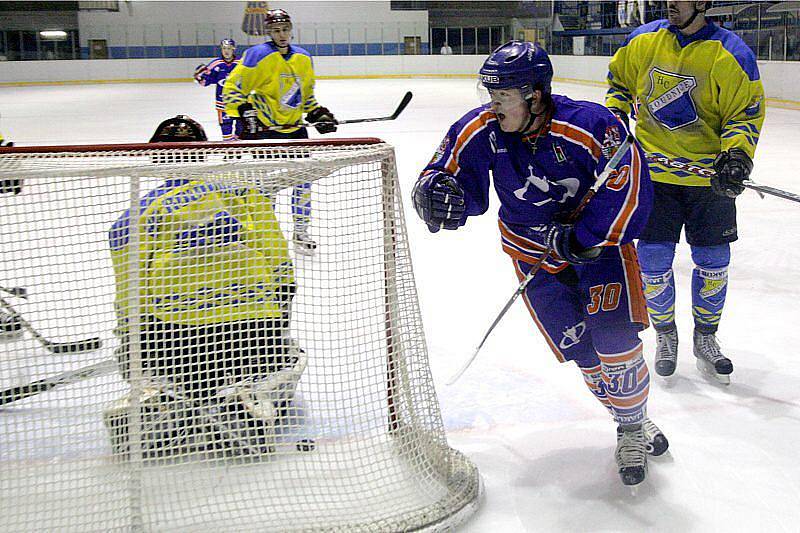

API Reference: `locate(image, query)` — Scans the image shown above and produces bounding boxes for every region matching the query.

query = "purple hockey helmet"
[479,41,553,96]
[220,38,236,48]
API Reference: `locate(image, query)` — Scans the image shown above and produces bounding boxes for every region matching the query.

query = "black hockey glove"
[608,107,630,130]
[545,222,602,265]
[237,103,261,138]
[193,64,209,83]
[712,148,752,198]
[411,171,466,233]
[306,106,337,134]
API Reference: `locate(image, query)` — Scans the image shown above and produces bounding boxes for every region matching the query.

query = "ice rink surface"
[2,77,800,532]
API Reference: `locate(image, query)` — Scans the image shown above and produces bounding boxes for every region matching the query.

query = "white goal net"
[0,139,482,532]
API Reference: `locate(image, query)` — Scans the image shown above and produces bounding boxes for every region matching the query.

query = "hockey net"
[0,139,481,532]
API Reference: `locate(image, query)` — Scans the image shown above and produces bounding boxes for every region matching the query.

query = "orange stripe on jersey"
[513,259,567,362]
[499,220,547,252]
[550,120,603,161]
[606,145,642,244]
[621,244,650,327]
[500,221,569,274]
[445,110,496,175]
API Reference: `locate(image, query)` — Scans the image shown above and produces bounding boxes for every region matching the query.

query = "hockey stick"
[0,358,117,407]
[0,295,102,354]
[259,91,413,132]
[645,154,800,203]
[447,135,635,385]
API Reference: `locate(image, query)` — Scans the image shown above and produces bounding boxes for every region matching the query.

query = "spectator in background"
[440,42,453,55]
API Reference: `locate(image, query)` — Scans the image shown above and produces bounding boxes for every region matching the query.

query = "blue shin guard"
[691,244,730,334]
[637,241,677,329]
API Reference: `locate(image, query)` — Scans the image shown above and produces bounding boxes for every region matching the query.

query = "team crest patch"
[602,125,622,159]
[429,135,450,165]
[646,67,698,130]
[279,73,302,109]
[552,143,567,163]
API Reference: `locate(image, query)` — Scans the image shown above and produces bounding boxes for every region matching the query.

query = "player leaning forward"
[223,8,336,255]
[105,116,307,459]
[412,42,667,486]
[606,1,765,384]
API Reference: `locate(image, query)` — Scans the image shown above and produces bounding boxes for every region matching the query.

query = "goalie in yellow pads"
[105,115,307,460]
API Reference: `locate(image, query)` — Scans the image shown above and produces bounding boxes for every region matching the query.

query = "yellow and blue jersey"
[109,179,294,328]
[606,20,765,186]
[223,42,319,133]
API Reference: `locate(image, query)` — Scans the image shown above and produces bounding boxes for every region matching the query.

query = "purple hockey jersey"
[420,94,652,271]
[196,57,239,110]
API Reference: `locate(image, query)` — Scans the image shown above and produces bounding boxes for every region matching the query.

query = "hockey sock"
[592,325,649,426]
[690,244,730,334]
[292,182,312,231]
[578,363,613,414]
[637,241,677,328]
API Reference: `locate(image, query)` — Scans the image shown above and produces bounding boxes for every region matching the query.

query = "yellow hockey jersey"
[606,20,765,186]
[109,179,294,327]
[223,42,320,133]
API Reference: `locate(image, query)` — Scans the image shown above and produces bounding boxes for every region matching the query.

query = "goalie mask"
[149,115,207,163]
[150,115,207,143]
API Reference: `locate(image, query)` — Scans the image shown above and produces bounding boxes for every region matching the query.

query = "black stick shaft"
[0,359,117,406]
[0,294,102,354]
[262,91,413,131]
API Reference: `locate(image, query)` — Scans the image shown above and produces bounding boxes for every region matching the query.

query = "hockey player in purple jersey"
[412,41,666,487]
[194,39,242,141]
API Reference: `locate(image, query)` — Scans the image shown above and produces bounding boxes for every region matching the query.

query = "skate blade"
[293,245,317,257]
[695,358,731,386]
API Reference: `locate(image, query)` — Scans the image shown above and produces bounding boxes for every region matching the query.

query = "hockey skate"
[617,417,669,457]
[615,424,647,487]
[654,326,678,377]
[293,230,317,256]
[693,330,733,385]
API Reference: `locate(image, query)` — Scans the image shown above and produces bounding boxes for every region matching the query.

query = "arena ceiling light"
[39,30,68,40]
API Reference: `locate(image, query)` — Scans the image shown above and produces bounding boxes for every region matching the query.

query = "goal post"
[0,139,482,532]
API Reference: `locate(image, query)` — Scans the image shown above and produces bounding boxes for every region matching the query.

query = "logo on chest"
[646,67,698,130]
[513,165,580,206]
[279,73,302,109]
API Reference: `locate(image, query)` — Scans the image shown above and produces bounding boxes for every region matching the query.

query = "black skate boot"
[615,424,647,486]
[693,330,733,385]
[617,417,669,457]
[654,325,678,377]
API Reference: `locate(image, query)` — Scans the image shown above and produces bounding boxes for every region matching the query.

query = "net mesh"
[0,140,481,532]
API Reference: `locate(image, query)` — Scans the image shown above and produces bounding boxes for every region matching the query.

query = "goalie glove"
[543,222,602,265]
[306,106,337,134]
[411,171,466,233]
[237,103,261,137]
[712,148,752,198]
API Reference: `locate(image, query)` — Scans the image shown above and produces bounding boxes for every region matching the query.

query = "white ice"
[2,78,800,532]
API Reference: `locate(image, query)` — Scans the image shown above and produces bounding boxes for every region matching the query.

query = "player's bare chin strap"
[521,96,551,134]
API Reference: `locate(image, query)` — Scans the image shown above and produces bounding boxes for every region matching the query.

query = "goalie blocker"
[105,115,308,461]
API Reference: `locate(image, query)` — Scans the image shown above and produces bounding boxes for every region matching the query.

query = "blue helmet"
[479,41,553,96]
[220,38,236,48]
